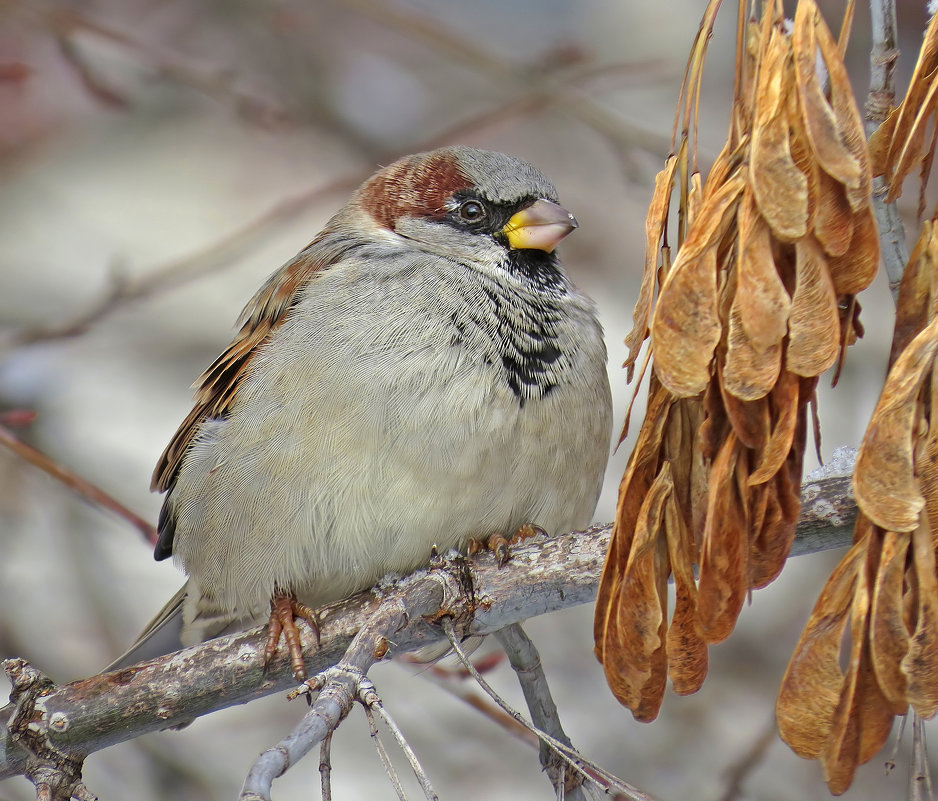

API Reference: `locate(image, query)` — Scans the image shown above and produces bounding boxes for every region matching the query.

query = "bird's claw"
[264,590,321,681]
[468,524,544,568]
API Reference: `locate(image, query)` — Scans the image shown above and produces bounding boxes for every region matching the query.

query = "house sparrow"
[115,146,612,677]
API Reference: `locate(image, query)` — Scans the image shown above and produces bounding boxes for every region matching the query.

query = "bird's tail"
[105,581,246,671]
[105,583,188,671]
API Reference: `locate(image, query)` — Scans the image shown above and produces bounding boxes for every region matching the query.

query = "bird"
[112,146,612,678]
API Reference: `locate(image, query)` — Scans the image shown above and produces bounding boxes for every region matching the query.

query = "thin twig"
[54,32,128,108]
[40,7,288,126]
[442,618,660,801]
[363,702,408,801]
[240,568,458,800]
[0,410,36,427]
[885,713,906,775]
[240,665,360,801]
[0,181,345,353]
[494,623,585,800]
[909,713,933,801]
[866,0,907,300]
[2,54,661,356]
[319,730,333,801]
[0,423,156,544]
[361,680,439,801]
[332,0,672,157]
[418,667,540,748]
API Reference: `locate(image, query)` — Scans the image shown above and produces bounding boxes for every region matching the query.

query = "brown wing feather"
[151,245,327,493]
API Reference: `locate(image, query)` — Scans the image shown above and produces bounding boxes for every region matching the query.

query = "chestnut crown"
[357,146,560,237]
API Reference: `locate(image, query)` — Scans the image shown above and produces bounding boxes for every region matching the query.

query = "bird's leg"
[468,523,545,567]
[264,588,321,681]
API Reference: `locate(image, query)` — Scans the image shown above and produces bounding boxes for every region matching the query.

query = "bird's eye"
[458,200,486,222]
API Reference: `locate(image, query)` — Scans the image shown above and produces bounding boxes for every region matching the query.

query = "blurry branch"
[54,33,129,109]
[2,60,664,355]
[716,715,778,801]
[26,0,678,146]
[420,656,542,748]
[39,6,287,125]
[0,180,338,353]
[0,421,156,544]
[336,0,674,158]
[865,0,907,300]
[3,3,675,357]
[0,469,858,791]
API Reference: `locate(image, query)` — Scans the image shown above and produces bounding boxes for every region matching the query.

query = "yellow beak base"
[502,199,578,253]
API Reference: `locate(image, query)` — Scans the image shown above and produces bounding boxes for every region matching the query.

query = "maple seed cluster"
[594,0,877,724]
[778,9,938,792]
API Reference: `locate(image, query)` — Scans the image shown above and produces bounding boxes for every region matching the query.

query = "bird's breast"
[167,256,609,621]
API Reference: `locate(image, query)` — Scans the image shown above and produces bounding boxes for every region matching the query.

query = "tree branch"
[240,565,458,800]
[0,468,857,790]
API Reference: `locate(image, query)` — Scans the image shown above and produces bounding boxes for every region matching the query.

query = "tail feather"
[105,581,253,672]
[106,583,188,671]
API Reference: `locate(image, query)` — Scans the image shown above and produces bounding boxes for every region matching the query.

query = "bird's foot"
[264,589,321,681]
[468,523,544,567]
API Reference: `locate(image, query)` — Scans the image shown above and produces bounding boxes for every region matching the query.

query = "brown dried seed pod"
[792,1,864,198]
[750,28,808,240]
[786,237,841,377]
[854,317,938,532]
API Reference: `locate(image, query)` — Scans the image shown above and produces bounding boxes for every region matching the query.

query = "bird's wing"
[151,243,329,494]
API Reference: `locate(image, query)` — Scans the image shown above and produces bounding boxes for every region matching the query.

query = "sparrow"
[113,146,612,677]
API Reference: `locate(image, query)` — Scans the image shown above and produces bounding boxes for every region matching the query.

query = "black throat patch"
[479,252,569,405]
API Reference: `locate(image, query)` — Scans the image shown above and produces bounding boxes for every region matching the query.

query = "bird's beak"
[502,199,578,253]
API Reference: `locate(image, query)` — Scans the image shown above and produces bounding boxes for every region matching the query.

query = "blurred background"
[0,0,930,799]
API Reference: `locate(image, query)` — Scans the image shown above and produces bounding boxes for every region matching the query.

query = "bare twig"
[866,0,907,300]
[909,714,933,801]
[442,618,657,801]
[54,32,128,109]
[419,665,539,748]
[2,52,661,357]
[0,410,36,427]
[0,180,345,353]
[41,7,288,126]
[319,731,334,801]
[239,664,360,801]
[885,713,906,775]
[362,681,439,801]
[362,700,409,801]
[0,422,156,544]
[494,623,585,800]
